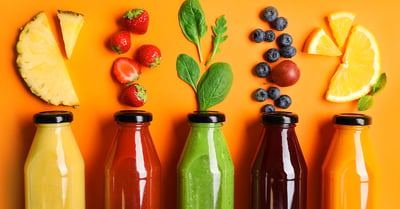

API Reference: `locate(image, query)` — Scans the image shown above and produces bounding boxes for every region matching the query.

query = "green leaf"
[197,63,233,111]
[358,95,374,111]
[178,0,207,62]
[206,15,228,66]
[371,72,387,95]
[176,54,200,92]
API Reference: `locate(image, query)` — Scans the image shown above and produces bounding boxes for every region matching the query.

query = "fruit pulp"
[251,123,307,209]
[24,123,85,209]
[105,122,161,209]
[178,122,234,209]
[322,125,377,209]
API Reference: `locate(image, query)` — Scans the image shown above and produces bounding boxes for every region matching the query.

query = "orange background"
[1,0,399,208]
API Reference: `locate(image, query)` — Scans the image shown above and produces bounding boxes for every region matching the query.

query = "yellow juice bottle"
[24,111,85,209]
[322,113,378,209]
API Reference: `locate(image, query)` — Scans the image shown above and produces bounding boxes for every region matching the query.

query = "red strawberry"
[120,83,147,107]
[137,44,162,68]
[123,8,149,34]
[112,57,142,84]
[110,30,131,54]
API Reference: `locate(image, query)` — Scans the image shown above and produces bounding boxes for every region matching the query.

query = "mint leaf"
[206,15,228,66]
[371,72,387,95]
[176,54,200,92]
[358,95,374,111]
[178,0,207,62]
[197,63,233,111]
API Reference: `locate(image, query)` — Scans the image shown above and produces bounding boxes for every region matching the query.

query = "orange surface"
[1,0,399,208]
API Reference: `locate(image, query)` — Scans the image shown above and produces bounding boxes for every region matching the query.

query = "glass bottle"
[322,113,377,209]
[105,110,161,209]
[251,111,307,209]
[178,111,234,209]
[24,111,85,209]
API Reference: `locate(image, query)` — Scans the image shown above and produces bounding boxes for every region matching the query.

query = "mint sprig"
[357,73,387,111]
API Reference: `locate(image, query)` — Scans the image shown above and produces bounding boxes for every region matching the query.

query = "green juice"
[178,112,234,209]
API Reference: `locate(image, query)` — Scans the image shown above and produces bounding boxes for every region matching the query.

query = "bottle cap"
[34,111,73,124]
[188,111,225,123]
[115,110,153,123]
[262,111,298,124]
[334,113,371,125]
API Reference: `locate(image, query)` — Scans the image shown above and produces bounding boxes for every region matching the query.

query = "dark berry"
[254,62,271,78]
[262,104,275,113]
[254,88,268,102]
[274,95,292,109]
[267,87,280,100]
[280,46,297,58]
[273,17,288,31]
[264,48,280,63]
[251,29,265,43]
[264,30,276,42]
[277,33,293,47]
[262,6,278,22]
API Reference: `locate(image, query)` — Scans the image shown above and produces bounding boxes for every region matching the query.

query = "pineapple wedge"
[57,10,84,59]
[16,11,79,107]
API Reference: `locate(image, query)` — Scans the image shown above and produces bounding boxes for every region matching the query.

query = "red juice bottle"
[251,111,307,209]
[105,110,161,209]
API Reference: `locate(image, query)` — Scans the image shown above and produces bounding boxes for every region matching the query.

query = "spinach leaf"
[197,63,233,111]
[358,95,374,111]
[178,0,207,62]
[371,72,387,95]
[176,54,200,92]
[206,15,228,66]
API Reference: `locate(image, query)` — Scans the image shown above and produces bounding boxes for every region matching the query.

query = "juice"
[322,113,377,209]
[105,110,161,209]
[251,112,307,209]
[178,111,234,209]
[24,111,85,209]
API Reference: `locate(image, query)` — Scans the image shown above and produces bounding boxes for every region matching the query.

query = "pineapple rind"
[57,10,84,59]
[16,11,79,107]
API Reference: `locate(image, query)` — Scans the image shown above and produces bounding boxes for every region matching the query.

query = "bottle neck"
[190,122,223,129]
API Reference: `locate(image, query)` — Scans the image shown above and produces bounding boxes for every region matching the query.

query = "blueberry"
[277,33,293,47]
[264,48,280,63]
[262,104,275,113]
[254,62,271,78]
[274,95,292,109]
[264,30,275,42]
[280,46,297,58]
[251,29,265,43]
[262,6,278,22]
[267,87,280,100]
[273,17,288,31]
[254,88,268,102]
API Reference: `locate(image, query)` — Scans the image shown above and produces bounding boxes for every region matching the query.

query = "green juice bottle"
[178,111,234,209]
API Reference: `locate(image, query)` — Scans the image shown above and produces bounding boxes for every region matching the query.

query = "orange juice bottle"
[322,113,377,209]
[24,111,85,209]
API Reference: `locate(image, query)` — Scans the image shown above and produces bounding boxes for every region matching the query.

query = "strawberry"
[110,30,131,54]
[112,57,142,84]
[137,44,162,68]
[123,8,149,34]
[120,83,147,107]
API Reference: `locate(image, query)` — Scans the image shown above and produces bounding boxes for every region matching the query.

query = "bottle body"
[105,110,161,209]
[322,113,377,209]
[24,111,85,209]
[251,112,307,209]
[178,112,234,209]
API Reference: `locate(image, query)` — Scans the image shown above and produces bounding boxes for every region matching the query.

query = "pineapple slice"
[16,11,79,107]
[57,10,84,59]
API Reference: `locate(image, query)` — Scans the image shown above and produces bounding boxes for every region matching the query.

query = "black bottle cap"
[334,113,371,126]
[188,111,225,123]
[115,110,152,123]
[262,111,298,124]
[34,111,73,124]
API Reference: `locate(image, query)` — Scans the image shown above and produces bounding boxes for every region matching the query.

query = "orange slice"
[303,28,342,56]
[326,25,380,102]
[327,11,355,50]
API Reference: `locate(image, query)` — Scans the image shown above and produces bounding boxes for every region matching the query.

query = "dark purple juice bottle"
[251,112,307,209]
